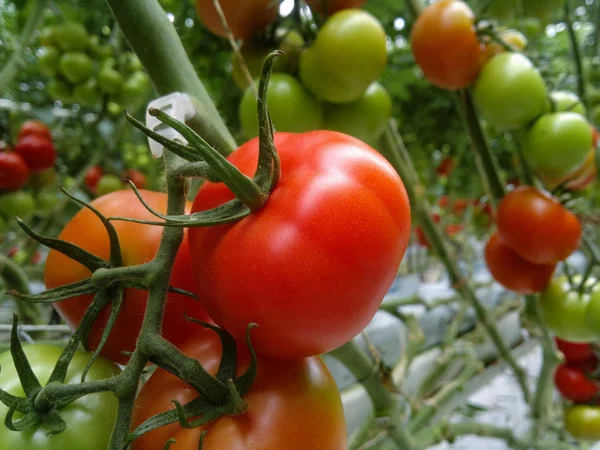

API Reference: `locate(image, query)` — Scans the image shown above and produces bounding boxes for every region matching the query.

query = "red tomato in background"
[123,169,147,189]
[485,232,555,294]
[555,338,596,364]
[0,152,30,190]
[194,0,278,40]
[307,0,367,14]
[554,361,600,403]
[496,186,581,264]
[411,0,482,90]
[436,156,455,176]
[131,331,347,450]
[44,190,210,364]
[189,131,411,359]
[84,165,103,193]
[14,135,56,172]
[18,120,52,141]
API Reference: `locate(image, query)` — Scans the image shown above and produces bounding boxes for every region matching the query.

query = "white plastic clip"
[145,92,195,158]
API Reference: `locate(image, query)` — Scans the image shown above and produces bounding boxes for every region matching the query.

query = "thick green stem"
[0,0,49,92]
[0,255,43,325]
[564,0,587,109]
[105,0,236,155]
[380,125,531,403]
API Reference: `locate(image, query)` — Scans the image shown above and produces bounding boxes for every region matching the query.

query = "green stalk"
[0,0,49,92]
[418,422,531,450]
[105,0,236,155]
[564,0,587,109]
[0,255,43,325]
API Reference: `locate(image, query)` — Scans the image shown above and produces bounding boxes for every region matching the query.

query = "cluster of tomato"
[554,338,600,441]
[83,164,147,198]
[38,22,151,112]
[194,0,392,146]
[0,120,57,225]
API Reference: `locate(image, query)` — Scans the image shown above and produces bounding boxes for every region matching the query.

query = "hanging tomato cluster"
[195,0,392,146]
[0,120,57,224]
[38,22,152,111]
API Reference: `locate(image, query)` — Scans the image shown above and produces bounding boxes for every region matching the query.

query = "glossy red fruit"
[14,135,56,172]
[84,165,103,193]
[0,152,30,190]
[556,337,596,364]
[18,120,52,141]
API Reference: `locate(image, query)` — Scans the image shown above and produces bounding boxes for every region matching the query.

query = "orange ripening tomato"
[131,331,347,450]
[194,0,278,40]
[411,0,482,90]
[44,190,210,364]
[485,232,556,294]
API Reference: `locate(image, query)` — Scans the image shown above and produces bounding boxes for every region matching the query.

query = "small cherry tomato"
[14,135,57,172]
[84,165,103,193]
[565,405,600,441]
[0,152,30,190]
[123,169,147,189]
[554,361,600,403]
[18,120,52,141]
[555,337,596,364]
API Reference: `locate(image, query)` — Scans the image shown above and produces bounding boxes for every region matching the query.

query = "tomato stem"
[564,0,588,112]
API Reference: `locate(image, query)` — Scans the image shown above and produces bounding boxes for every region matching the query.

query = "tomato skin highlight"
[554,361,600,403]
[496,186,581,264]
[0,152,30,190]
[14,135,57,172]
[131,332,347,450]
[411,0,482,90]
[484,232,555,294]
[555,338,596,364]
[44,190,209,364]
[189,131,411,359]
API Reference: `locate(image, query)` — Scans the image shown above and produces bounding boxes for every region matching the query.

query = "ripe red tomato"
[554,361,600,403]
[131,331,347,450]
[496,186,581,265]
[18,120,52,141]
[123,169,147,189]
[436,157,455,176]
[485,232,555,294]
[452,198,469,216]
[555,338,596,364]
[84,165,103,193]
[446,223,464,235]
[411,0,482,90]
[194,0,278,40]
[0,152,30,190]
[189,131,411,359]
[307,0,367,14]
[14,135,56,172]
[44,190,209,364]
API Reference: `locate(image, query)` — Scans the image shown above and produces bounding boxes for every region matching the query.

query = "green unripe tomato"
[239,73,323,139]
[90,43,114,61]
[299,9,387,103]
[95,174,124,196]
[39,25,58,46]
[73,78,102,108]
[62,176,77,191]
[36,188,59,213]
[121,72,152,107]
[98,66,123,95]
[59,52,93,84]
[0,191,36,219]
[474,52,548,131]
[323,82,392,145]
[48,79,74,103]
[29,168,56,190]
[550,91,586,116]
[107,102,123,117]
[523,112,592,179]
[55,22,89,51]
[38,46,60,77]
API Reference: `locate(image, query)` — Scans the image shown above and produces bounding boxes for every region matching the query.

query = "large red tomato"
[496,186,581,264]
[44,190,209,364]
[189,131,411,359]
[0,152,30,190]
[485,232,555,294]
[131,331,347,450]
[194,0,278,40]
[411,0,482,90]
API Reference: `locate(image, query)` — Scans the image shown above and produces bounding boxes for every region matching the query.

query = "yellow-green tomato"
[299,9,387,103]
[39,25,59,46]
[98,66,123,95]
[120,72,152,107]
[523,112,592,179]
[55,22,89,51]
[0,191,36,219]
[565,405,600,441]
[323,82,392,145]
[73,78,102,108]
[0,345,120,450]
[551,91,587,117]
[59,52,93,84]
[48,79,74,103]
[239,73,323,139]
[38,46,60,77]
[95,174,124,196]
[473,52,548,131]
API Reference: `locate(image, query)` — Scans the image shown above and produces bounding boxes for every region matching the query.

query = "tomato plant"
[18,120,52,141]
[540,276,600,342]
[565,405,600,441]
[131,331,347,450]
[496,187,581,264]
[0,152,30,190]
[0,344,119,450]
[44,190,210,364]
[554,361,600,403]
[555,338,596,364]
[239,73,323,139]
[473,52,548,131]
[189,131,411,359]
[322,82,392,145]
[411,0,482,90]
[484,232,555,294]
[14,135,56,172]
[523,112,592,180]
[299,9,387,103]
[194,0,278,40]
